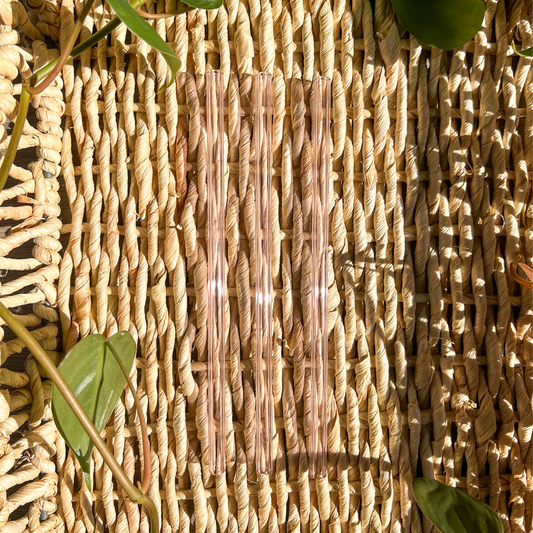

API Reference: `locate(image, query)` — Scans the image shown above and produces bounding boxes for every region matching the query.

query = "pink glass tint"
[253,73,274,475]
[309,76,331,479]
[206,70,226,476]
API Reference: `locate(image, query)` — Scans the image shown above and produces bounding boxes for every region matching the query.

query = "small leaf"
[509,259,533,289]
[519,263,533,283]
[391,0,485,49]
[105,0,180,88]
[512,42,533,57]
[180,0,222,9]
[413,478,503,533]
[52,332,136,491]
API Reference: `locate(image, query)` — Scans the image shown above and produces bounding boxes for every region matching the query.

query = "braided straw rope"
[0,0,532,531]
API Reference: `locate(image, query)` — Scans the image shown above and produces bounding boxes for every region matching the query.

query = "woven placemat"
[0,0,531,531]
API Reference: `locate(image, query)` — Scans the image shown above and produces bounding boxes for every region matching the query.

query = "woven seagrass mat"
[0,0,532,531]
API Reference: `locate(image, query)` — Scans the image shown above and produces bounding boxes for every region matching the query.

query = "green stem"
[0,0,145,192]
[28,0,144,87]
[105,341,151,495]
[28,0,96,95]
[0,302,160,533]
[139,493,159,533]
[138,2,194,19]
[137,10,184,18]
[0,87,31,193]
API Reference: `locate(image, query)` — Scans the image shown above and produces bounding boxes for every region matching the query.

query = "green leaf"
[180,0,222,10]
[105,0,180,88]
[391,0,485,49]
[52,332,136,491]
[512,41,533,57]
[413,478,503,533]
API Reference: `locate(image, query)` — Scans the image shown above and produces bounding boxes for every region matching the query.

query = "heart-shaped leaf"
[180,0,223,10]
[413,478,503,533]
[52,332,136,491]
[391,0,485,49]
[105,0,181,88]
[512,42,533,57]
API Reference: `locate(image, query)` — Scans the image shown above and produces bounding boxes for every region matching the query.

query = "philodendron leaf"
[413,478,503,533]
[512,42,533,57]
[391,0,485,49]
[52,332,136,491]
[180,0,222,10]
[105,0,180,88]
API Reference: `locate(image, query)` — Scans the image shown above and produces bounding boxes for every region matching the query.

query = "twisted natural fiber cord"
[0,0,532,531]
[0,0,66,528]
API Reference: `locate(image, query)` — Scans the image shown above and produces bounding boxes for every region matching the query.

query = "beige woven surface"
[0,0,532,531]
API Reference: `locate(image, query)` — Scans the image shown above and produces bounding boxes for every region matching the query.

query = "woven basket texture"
[0,0,532,531]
